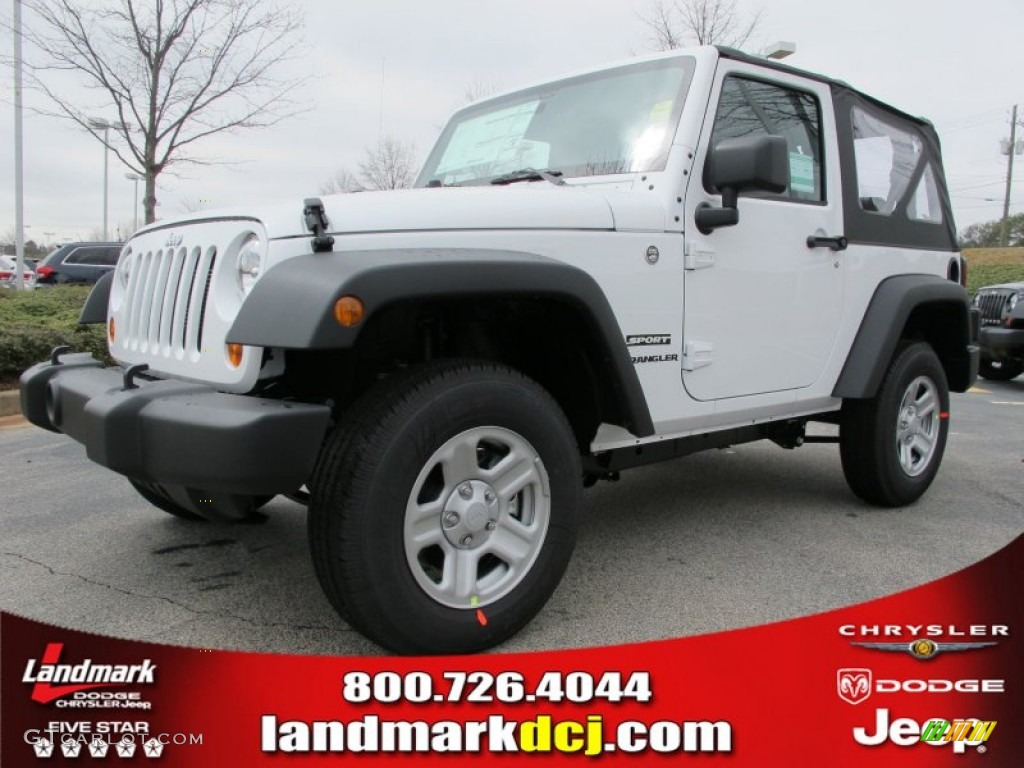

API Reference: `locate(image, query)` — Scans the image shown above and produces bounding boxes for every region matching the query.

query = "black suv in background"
[35,242,123,285]
[973,281,1024,380]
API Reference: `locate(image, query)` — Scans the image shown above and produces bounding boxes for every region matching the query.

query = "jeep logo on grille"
[165,232,183,247]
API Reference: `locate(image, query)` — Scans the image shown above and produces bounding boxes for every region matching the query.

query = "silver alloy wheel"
[895,375,940,477]
[404,426,551,609]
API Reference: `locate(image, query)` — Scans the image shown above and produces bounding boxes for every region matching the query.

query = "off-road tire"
[309,360,581,654]
[839,342,950,507]
[978,358,1023,381]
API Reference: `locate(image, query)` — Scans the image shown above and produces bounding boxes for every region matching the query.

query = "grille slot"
[196,249,217,353]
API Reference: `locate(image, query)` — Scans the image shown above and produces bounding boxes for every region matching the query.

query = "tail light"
[36,266,55,279]
[960,256,968,288]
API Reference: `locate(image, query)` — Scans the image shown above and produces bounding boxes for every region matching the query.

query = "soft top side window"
[833,85,957,251]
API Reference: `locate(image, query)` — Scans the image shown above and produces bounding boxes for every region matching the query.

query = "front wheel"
[309,361,581,654]
[839,342,950,507]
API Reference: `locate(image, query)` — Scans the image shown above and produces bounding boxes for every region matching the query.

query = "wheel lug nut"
[460,534,474,546]
[444,512,460,527]
[485,520,496,531]
[484,490,496,504]
[458,483,473,499]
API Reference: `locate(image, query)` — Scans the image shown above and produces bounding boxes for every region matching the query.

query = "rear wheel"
[979,358,1023,381]
[309,361,581,654]
[840,342,950,507]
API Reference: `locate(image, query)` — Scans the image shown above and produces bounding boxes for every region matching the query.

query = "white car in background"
[0,254,35,289]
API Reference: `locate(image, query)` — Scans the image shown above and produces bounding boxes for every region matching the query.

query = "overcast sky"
[1,0,1022,245]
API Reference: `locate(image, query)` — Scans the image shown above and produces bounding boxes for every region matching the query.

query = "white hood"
[137,183,667,240]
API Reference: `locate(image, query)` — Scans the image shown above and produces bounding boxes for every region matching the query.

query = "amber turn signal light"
[108,317,116,342]
[227,343,244,368]
[334,296,365,327]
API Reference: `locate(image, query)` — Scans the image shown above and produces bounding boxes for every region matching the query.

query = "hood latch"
[303,197,335,253]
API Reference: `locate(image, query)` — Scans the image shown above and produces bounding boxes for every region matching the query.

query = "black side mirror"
[695,135,790,234]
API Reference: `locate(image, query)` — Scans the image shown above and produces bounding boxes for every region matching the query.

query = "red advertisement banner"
[3,534,1021,766]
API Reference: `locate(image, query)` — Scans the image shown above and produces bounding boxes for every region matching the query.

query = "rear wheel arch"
[834,275,975,399]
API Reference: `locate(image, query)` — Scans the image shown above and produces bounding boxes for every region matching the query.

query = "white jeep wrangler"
[22,46,978,654]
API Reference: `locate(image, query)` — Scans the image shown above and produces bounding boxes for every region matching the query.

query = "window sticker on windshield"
[436,101,540,176]
[649,100,674,122]
[789,151,815,194]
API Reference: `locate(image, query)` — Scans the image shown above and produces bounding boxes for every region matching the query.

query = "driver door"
[682,66,844,401]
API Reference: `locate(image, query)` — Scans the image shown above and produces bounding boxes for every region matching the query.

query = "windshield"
[416,57,695,187]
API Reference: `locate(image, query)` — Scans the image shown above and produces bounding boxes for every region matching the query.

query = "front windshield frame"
[415,56,696,187]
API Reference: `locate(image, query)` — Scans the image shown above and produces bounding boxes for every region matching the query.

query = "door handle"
[806,235,848,251]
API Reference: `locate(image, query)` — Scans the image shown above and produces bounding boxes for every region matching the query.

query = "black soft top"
[716,46,957,252]
[716,47,932,128]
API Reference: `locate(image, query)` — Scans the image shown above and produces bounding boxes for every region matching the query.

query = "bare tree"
[178,197,208,214]
[16,0,305,224]
[639,0,762,51]
[357,136,417,191]
[319,168,364,195]
[459,78,501,107]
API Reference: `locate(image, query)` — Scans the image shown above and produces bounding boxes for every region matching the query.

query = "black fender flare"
[833,274,975,398]
[78,271,114,324]
[227,248,654,437]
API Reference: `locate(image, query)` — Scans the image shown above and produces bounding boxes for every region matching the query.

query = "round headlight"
[1009,293,1019,312]
[236,234,262,295]
[118,249,133,287]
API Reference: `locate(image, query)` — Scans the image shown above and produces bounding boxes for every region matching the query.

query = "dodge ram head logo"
[838,668,872,705]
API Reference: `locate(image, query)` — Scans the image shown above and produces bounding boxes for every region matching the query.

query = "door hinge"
[682,340,713,371]
[684,240,715,270]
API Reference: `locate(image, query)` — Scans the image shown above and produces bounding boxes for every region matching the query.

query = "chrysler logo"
[165,232,183,247]
[837,668,872,705]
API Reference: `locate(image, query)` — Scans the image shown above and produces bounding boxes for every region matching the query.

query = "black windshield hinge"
[303,197,335,253]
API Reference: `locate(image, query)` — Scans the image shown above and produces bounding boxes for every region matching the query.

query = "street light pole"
[125,173,142,233]
[88,118,125,241]
[14,0,25,289]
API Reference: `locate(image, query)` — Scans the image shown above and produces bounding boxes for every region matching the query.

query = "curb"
[0,389,21,418]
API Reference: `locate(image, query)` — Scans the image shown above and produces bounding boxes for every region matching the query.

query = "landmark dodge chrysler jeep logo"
[22,644,156,704]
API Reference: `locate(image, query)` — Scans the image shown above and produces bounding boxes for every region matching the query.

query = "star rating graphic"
[115,738,137,758]
[143,738,165,758]
[89,737,110,758]
[33,737,54,758]
[60,739,83,758]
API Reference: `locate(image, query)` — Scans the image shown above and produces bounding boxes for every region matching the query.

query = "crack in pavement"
[0,551,346,634]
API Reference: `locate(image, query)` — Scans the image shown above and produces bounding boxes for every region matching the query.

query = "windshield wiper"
[489,168,565,186]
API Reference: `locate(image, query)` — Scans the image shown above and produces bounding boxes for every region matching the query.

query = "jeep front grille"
[976,290,1013,326]
[123,246,218,355]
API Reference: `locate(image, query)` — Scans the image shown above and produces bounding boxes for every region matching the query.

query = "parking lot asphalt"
[1,379,1021,656]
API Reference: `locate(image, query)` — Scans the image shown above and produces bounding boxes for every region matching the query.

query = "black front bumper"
[20,355,331,496]
[978,326,1024,358]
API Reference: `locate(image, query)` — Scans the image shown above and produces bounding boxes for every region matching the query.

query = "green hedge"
[0,286,112,384]
[967,263,1024,297]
